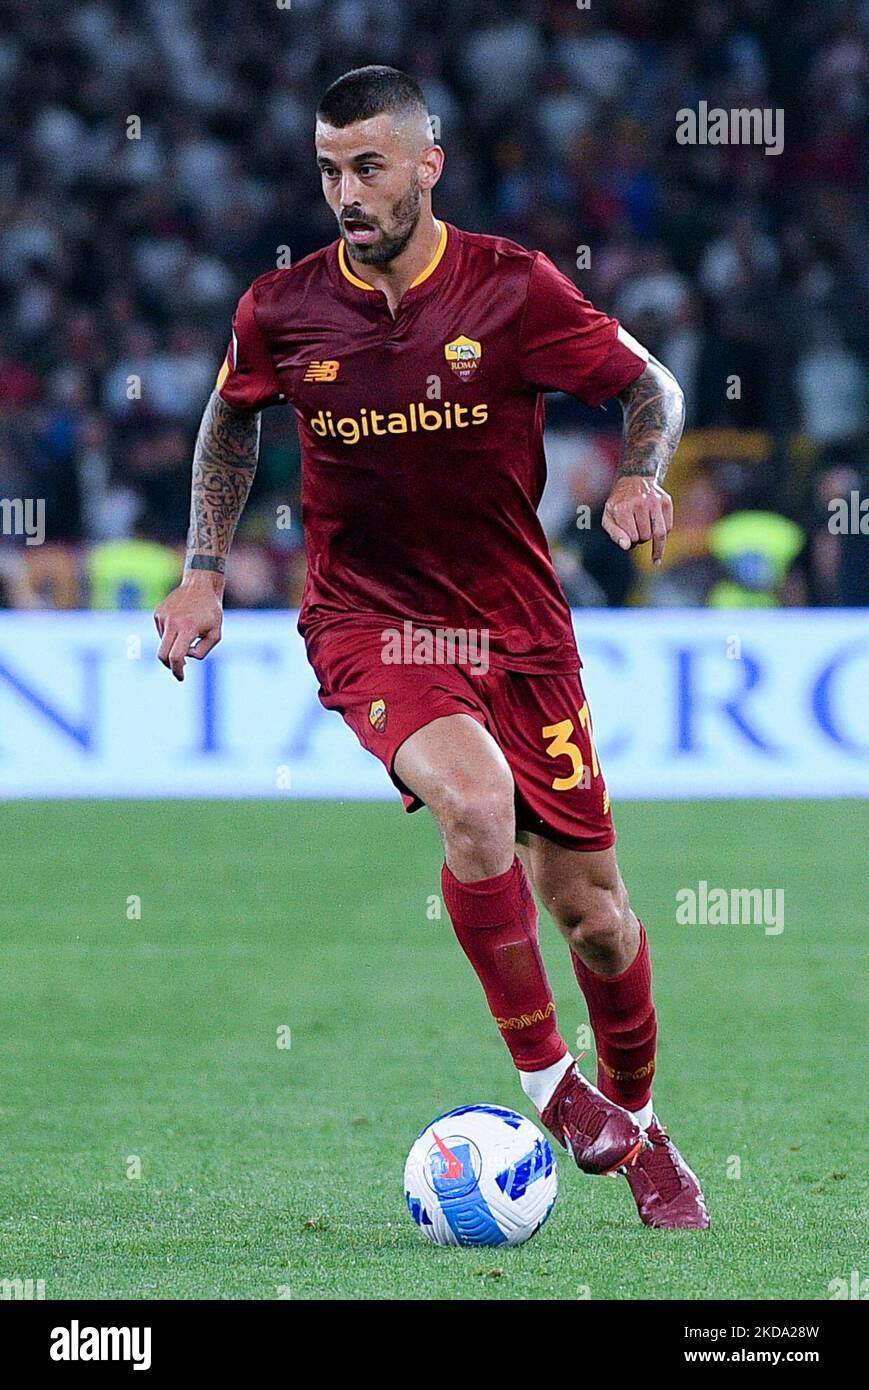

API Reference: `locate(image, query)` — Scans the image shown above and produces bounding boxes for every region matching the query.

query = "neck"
[345,212,441,309]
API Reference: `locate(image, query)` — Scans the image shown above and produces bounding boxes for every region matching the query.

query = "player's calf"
[547,872,637,974]
[529,845,658,1124]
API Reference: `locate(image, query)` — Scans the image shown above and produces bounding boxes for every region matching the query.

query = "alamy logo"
[381,620,490,676]
[828,492,869,534]
[827,1270,869,1299]
[50,1321,152,1371]
[0,1277,45,1299]
[0,497,45,545]
[676,881,784,935]
[676,102,784,156]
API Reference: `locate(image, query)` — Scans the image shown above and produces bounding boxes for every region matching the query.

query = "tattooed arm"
[602,356,685,565]
[183,391,261,574]
[155,391,261,681]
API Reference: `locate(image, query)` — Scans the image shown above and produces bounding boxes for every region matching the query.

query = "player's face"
[315,113,441,265]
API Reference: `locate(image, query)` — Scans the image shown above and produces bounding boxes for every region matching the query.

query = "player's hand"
[154,571,224,682]
[602,475,674,566]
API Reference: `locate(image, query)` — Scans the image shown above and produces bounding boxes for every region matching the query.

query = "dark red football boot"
[624,1115,710,1228]
[540,1060,646,1176]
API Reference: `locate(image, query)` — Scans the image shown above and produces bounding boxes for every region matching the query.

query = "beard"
[340,179,422,265]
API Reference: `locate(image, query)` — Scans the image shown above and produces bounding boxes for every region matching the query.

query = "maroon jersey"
[216,221,647,672]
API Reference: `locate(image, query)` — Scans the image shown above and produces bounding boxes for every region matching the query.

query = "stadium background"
[1,0,867,1302]
[1,0,867,612]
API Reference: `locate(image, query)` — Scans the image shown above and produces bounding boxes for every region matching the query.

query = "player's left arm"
[603,357,685,565]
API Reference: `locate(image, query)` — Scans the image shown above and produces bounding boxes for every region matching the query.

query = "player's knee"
[435,772,515,860]
[554,885,631,955]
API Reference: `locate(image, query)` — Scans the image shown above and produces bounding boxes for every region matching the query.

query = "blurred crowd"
[0,0,867,610]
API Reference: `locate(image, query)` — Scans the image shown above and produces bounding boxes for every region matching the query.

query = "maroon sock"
[571,921,657,1110]
[441,857,568,1073]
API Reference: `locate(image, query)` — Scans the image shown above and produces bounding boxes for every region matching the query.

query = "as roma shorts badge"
[368,698,387,733]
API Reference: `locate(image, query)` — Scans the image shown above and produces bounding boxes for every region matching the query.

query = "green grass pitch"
[1,798,866,1301]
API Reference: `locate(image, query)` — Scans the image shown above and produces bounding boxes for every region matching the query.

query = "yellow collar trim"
[338,220,448,293]
[337,237,377,290]
[410,219,448,287]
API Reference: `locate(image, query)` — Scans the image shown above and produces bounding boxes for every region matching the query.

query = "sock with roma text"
[571,920,657,1112]
[441,857,569,1095]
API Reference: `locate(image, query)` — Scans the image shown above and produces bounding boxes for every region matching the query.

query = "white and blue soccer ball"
[404,1104,557,1247]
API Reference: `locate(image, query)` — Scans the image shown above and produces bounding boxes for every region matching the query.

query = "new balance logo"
[304,360,340,382]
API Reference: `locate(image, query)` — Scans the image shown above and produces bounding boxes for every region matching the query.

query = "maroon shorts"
[306,620,615,853]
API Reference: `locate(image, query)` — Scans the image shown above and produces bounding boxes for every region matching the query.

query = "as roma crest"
[444,334,481,382]
[368,698,387,733]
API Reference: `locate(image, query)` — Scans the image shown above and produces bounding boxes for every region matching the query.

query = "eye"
[358,165,380,178]
[320,165,339,179]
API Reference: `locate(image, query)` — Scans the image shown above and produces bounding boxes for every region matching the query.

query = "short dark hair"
[316,65,429,128]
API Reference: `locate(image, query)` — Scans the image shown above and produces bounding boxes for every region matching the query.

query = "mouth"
[342,216,379,247]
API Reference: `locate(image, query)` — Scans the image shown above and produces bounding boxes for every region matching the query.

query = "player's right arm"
[155,282,284,680]
[155,392,261,681]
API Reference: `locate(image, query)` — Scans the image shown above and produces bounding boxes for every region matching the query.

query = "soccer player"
[155,66,709,1228]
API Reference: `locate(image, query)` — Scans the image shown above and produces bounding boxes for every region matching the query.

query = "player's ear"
[418,144,444,192]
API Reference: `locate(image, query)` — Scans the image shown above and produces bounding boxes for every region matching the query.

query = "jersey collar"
[337,219,450,300]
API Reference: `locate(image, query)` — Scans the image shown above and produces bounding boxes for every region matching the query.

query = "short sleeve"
[215,286,285,411]
[519,253,648,408]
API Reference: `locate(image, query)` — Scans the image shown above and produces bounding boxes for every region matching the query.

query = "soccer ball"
[404,1104,557,1247]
